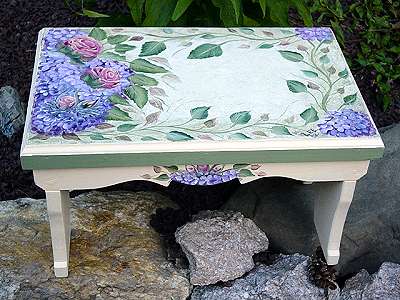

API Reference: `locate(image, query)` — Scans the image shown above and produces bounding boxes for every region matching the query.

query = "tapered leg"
[314,181,356,265]
[46,190,71,277]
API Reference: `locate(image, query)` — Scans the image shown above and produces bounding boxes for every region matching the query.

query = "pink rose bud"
[197,164,210,172]
[58,96,76,109]
[88,67,121,88]
[64,36,102,59]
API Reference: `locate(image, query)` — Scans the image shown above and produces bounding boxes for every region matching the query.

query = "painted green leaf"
[141,136,159,141]
[172,0,194,21]
[117,124,138,132]
[338,68,349,78]
[58,46,84,64]
[109,94,129,105]
[239,169,254,177]
[287,80,307,93]
[130,59,168,73]
[239,27,254,34]
[62,133,80,141]
[89,133,108,140]
[166,131,194,141]
[281,29,294,34]
[188,44,223,59]
[130,74,158,86]
[125,85,148,108]
[278,50,304,62]
[163,28,173,34]
[163,165,179,172]
[190,106,210,120]
[258,43,274,49]
[230,111,251,125]
[300,107,319,124]
[230,133,251,140]
[81,74,102,89]
[319,54,330,64]
[200,34,218,39]
[343,93,357,105]
[301,70,318,78]
[155,174,170,181]
[89,28,107,41]
[115,43,136,53]
[115,135,132,141]
[139,41,167,57]
[106,107,132,121]
[233,164,250,169]
[271,125,292,135]
[107,35,130,44]
[100,52,126,61]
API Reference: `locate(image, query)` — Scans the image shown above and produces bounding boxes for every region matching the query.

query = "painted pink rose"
[64,36,102,59]
[58,96,76,109]
[88,67,121,88]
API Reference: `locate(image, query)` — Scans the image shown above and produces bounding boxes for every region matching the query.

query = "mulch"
[0,0,399,201]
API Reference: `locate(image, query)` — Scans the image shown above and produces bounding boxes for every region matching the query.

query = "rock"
[191,254,340,300]
[223,124,400,276]
[0,191,191,300]
[340,262,400,299]
[176,211,269,285]
[0,86,25,137]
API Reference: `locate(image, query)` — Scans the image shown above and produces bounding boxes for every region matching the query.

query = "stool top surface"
[21,27,384,169]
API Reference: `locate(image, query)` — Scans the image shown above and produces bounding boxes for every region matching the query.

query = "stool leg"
[46,190,71,277]
[314,181,356,265]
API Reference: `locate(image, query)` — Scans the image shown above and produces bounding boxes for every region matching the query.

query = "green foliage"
[76,0,312,27]
[310,0,399,110]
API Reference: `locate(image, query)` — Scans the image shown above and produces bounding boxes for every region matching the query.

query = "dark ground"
[0,0,399,201]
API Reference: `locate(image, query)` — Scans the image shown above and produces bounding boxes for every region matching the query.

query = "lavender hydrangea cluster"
[318,109,376,137]
[169,165,238,185]
[31,29,134,135]
[295,28,333,41]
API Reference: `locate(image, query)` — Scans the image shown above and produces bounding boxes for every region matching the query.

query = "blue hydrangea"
[170,168,238,185]
[318,109,376,137]
[295,28,333,41]
[31,29,135,136]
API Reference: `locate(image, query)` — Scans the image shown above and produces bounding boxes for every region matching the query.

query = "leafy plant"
[309,0,400,110]
[69,0,313,27]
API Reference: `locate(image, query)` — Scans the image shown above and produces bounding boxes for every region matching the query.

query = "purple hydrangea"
[170,165,238,186]
[31,29,135,135]
[295,28,333,41]
[318,109,376,137]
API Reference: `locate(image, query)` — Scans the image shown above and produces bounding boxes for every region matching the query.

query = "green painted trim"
[21,147,384,170]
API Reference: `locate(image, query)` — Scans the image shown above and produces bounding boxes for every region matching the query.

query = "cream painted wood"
[45,191,71,277]
[36,160,368,276]
[314,181,357,265]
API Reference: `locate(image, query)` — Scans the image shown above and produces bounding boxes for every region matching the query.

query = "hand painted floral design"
[31,29,135,136]
[64,36,102,59]
[295,28,333,41]
[318,109,376,137]
[58,95,76,109]
[28,27,378,144]
[84,67,121,88]
[170,164,238,185]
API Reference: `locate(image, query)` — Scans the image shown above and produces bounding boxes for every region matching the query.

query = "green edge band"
[21,147,384,170]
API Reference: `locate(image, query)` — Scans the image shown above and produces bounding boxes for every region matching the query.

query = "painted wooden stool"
[21,27,384,277]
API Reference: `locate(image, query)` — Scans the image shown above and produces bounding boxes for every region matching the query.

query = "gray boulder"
[176,211,269,285]
[191,254,339,300]
[340,262,400,299]
[0,191,191,300]
[223,124,400,276]
[0,86,25,137]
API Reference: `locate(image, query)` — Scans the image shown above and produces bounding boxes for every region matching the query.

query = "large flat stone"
[0,191,191,300]
[223,124,400,276]
[176,211,269,285]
